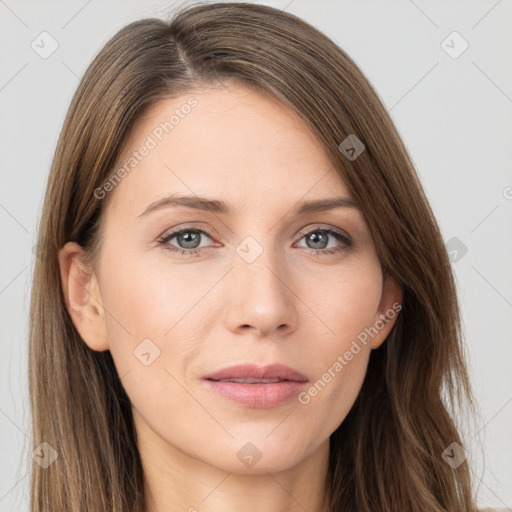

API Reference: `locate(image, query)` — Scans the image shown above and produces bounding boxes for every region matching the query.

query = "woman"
[29,2,481,511]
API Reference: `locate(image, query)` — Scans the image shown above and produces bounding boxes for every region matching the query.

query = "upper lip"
[203,364,309,382]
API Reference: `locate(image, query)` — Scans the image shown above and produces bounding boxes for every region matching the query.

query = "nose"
[224,243,298,338]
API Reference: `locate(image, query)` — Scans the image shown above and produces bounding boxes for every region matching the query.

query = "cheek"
[297,313,375,442]
[303,256,383,346]
[295,263,382,432]
[97,250,221,382]
[96,258,208,431]
[99,244,203,336]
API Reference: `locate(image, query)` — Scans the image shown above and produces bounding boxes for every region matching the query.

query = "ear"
[58,241,109,352]
[370,274,403,350]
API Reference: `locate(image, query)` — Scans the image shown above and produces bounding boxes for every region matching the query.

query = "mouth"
[202,364,309,408]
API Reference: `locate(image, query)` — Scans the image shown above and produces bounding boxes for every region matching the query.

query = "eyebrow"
[137,194,360,218]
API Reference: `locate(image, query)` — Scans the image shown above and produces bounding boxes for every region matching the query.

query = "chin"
[200,435,317,475]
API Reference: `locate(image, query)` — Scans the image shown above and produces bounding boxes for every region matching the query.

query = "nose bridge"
[237,234,286,296]
[225,232,298,334]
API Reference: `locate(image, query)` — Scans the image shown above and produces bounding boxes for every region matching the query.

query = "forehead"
[104,83,351,220]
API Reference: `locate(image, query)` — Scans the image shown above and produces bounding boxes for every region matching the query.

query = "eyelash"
[157,225,353,258]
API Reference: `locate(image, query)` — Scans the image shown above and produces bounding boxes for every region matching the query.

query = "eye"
[157,227,216,257]
[157,225,353,258]
[295,226,352,256]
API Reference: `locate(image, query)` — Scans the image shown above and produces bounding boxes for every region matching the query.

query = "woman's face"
[61,83,401,475]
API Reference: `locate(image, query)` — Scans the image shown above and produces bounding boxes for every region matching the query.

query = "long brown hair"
[29,2,480,510]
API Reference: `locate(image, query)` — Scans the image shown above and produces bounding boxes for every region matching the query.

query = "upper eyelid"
[297,224,349,237]
[160,225,216,241]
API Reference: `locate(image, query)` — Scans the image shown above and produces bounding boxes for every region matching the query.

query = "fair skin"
[59,83,402,512]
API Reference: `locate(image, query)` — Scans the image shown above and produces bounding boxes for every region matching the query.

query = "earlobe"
[370,274,403,350]
[58,241,109,352]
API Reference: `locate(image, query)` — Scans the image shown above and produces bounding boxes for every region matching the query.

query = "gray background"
[1,0,511,510]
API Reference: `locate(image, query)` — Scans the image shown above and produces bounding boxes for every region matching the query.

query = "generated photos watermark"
[94,96,198,200]
[298,301,402,405]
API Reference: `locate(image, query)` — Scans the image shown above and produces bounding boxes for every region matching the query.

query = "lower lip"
[203,379,308,408]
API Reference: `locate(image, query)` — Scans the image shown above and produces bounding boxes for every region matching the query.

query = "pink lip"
[202,364,309,409]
